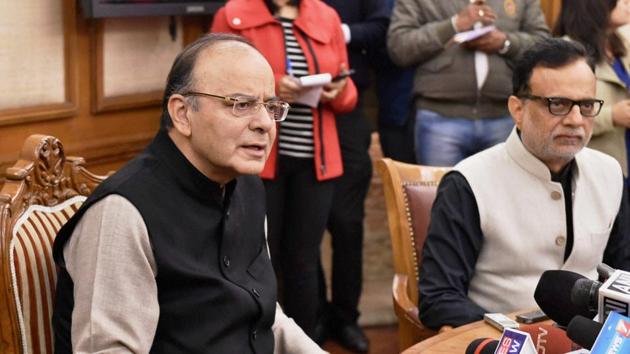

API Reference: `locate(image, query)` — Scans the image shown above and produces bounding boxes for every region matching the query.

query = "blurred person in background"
[372,0,416,163]
[316,0,389,351]
[212,0,357,340]
[387,0,548,166]
[554,0,630,179]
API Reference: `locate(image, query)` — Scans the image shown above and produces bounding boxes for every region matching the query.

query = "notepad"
[294,73,332,107]
[298,73,332,87]
[453,25,495,43]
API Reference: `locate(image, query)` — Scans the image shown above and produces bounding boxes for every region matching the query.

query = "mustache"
[553,128,585,138]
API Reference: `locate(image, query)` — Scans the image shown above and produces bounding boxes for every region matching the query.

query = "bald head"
[160,33,265,130]
[191,40,274,98]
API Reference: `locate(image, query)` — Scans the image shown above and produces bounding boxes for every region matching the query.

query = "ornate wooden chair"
[376,158,450,351]
[0,135,107,354]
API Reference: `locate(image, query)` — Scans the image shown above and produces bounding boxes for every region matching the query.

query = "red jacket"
[211,0,358,181]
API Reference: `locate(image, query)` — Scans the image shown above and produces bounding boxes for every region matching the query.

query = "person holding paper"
[211,0,357,340]
[387,0,549,166]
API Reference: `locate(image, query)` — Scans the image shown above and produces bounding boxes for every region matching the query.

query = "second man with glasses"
[417,38,630,330]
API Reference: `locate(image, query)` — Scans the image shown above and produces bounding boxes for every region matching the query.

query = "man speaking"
[52,33,324,353]
[419,38,630,330]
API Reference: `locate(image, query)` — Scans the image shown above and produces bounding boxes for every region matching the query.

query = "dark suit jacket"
[322,0,389,91]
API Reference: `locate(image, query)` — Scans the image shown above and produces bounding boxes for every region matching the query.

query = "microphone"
[569,262,619,317]
[597,263,615,280]
[534,270,597,326]
[465,338,498,354]
[571,278,602,313]
[466,325,578,354]
[597,269,630,320]
[495,327,537,354]
[567,315,603,350]
[569,266,630,321]
[589,311,630,353]
[519,323,580,354]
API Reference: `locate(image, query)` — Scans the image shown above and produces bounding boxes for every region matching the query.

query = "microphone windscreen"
[570,278,600,310]
[519,323,576,354]
[567,315,603,350]
[534,270,596,326]
[465,338,498,354]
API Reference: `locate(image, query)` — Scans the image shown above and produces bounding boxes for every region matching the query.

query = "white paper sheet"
[294,73,332,107]
[453,25,495,43]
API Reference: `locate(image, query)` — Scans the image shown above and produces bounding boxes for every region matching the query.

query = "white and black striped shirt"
[278,17,314,159]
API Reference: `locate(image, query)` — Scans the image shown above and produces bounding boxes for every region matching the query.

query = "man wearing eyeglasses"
[52,33,325,353]
[419,38,630,330]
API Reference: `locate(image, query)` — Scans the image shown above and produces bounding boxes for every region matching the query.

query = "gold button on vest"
[551,191,562,200]
[555,236,566,247]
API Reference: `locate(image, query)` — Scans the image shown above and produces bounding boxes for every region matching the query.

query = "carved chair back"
[0,135,107,354]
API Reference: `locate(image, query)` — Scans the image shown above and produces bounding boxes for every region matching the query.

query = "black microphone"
[571,278,602,313]
[465,338,498,354]
[566,315,603,350]
[567,267,630,323]
[597,263,615,280]
[534,270,597,327]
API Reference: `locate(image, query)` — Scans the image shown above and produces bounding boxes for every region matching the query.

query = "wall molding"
[65,132,155,167]
[91,17,186,114]
[0,0,79,126]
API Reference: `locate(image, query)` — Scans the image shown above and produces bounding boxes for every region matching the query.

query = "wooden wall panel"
[0,0,212,182]
[0,0,78,126]
[0,0,562,183]
[93,16,184,113]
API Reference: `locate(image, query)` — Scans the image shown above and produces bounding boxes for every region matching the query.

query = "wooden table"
[403,313,555,353]
[402,318,505,354]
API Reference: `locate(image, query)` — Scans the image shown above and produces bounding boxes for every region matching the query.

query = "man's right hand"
[454,2,496,32]
[613,99,630,128]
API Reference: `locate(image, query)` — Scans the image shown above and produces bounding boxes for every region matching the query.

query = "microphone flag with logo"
[493,327,537,354]
[519,323,580,354]
[590,311,630,354]
[597,270,630,321]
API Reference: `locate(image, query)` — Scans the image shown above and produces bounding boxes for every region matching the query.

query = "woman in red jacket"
[212,0,357,339]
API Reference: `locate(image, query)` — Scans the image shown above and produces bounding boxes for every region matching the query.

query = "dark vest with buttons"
[52,130,277,354]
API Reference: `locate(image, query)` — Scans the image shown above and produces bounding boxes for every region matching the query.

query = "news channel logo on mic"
[598,270,630,321]
[495,328,536,354]
[590,311,630,354]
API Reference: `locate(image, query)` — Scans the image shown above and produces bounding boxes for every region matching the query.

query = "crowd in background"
[206,0,630,352]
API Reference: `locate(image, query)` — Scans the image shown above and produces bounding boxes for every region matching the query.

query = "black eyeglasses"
[181,91,290,122]
[519,95,604,117]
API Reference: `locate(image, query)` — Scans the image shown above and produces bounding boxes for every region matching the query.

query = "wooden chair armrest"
[392,273,420,325]
[438,325,453,333]
[392,273,436,341]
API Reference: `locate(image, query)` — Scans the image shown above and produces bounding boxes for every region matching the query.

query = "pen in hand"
[286,57,294,77]
[279,57,302,103]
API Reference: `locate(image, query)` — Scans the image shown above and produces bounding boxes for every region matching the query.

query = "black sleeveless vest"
[53,130,276,353]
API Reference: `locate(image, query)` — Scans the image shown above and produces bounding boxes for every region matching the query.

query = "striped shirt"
[278,17,314,159]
